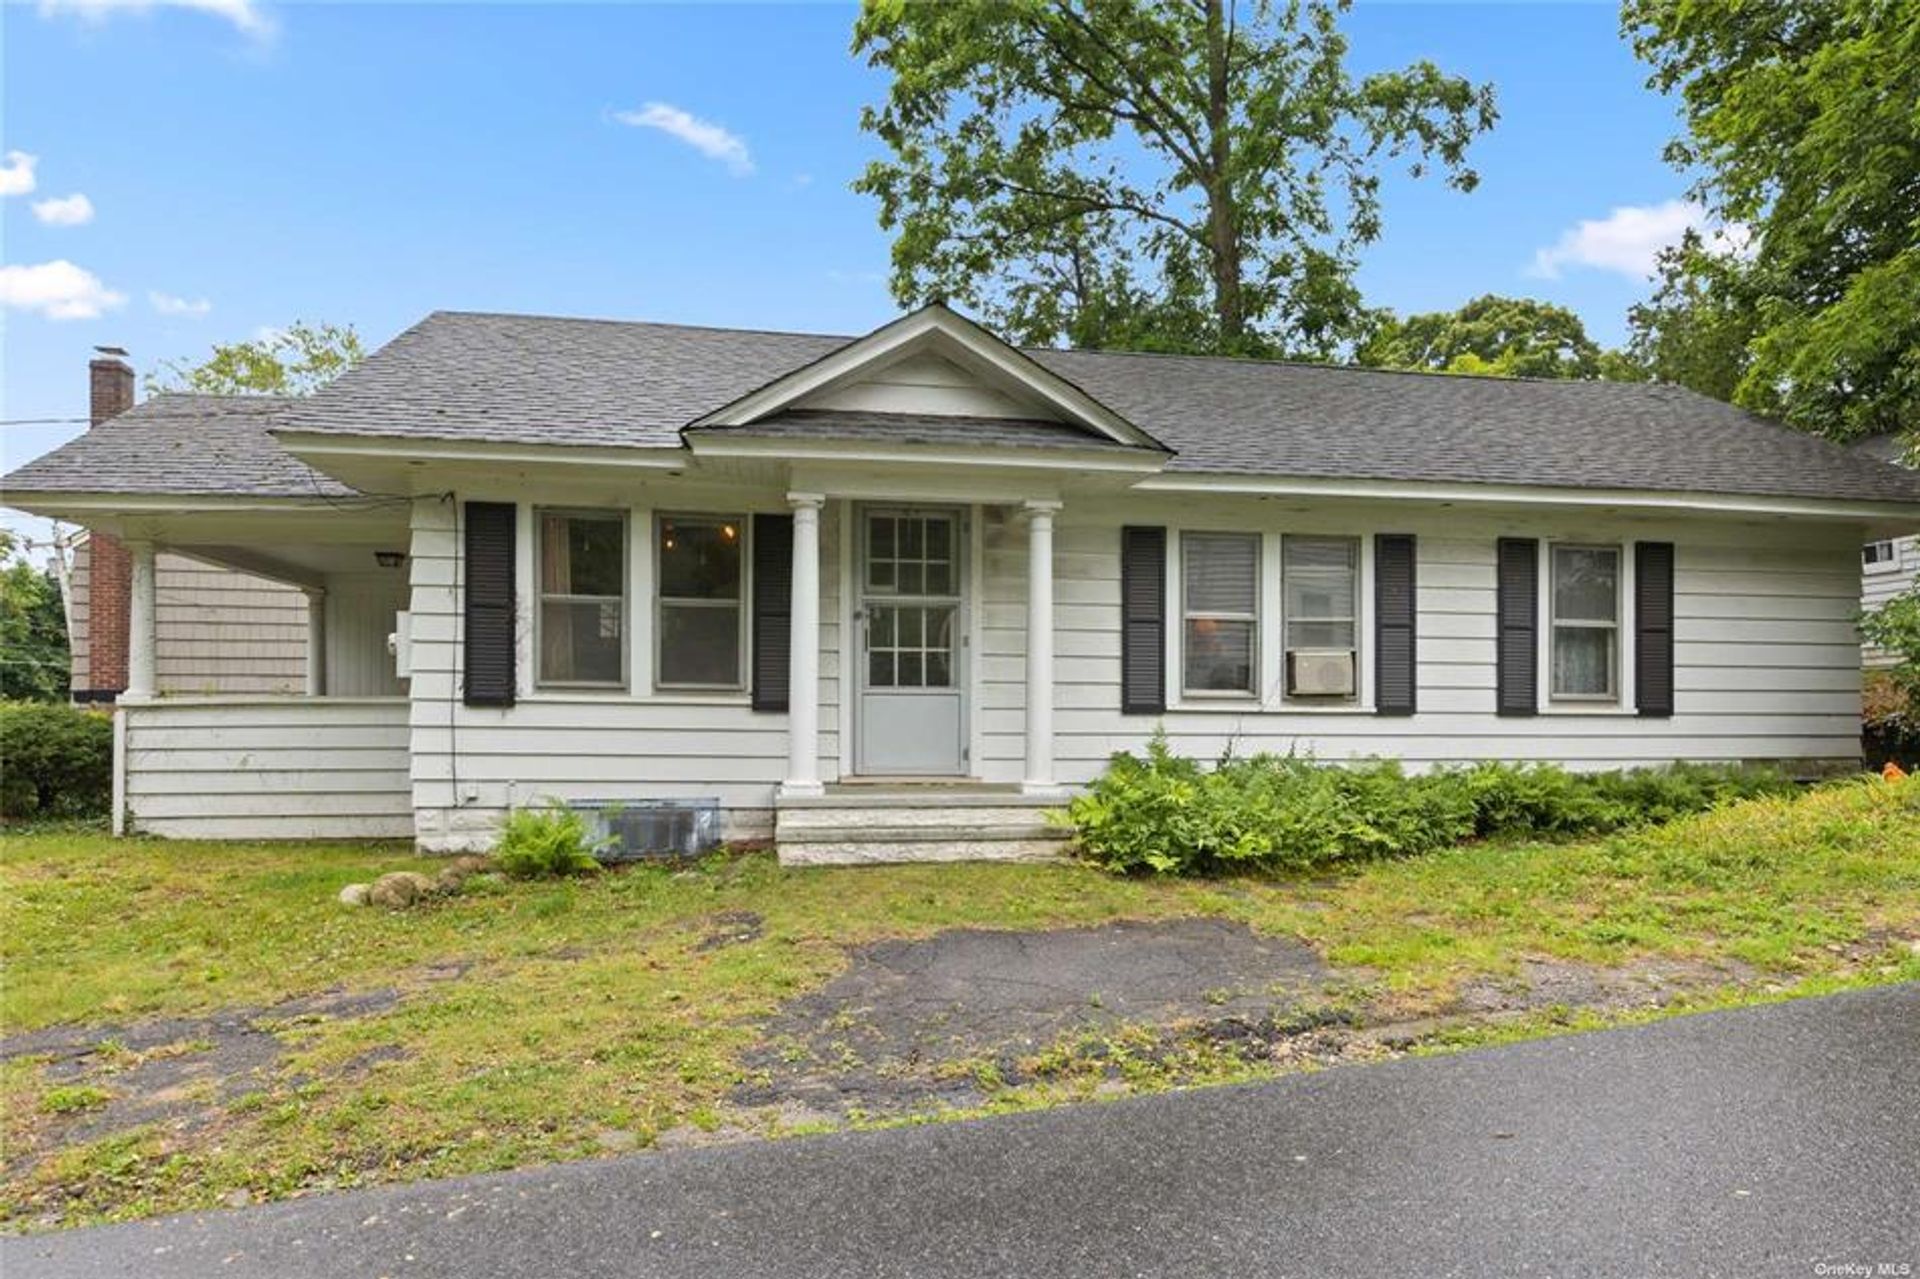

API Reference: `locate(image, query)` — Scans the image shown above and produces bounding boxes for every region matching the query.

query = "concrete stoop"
[774,786,1074,866]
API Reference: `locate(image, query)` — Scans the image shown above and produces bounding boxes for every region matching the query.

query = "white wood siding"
[797,351,1057,419]
[979,497,1864,780]
[122,698,411,839]
[324,571,409,696]
[405,495,843,852]
[1862,535,1918,668]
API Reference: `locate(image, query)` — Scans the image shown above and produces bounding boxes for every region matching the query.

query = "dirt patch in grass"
[734,931,1787,1120]
[1,986,403,1180]
[737,917,1327,1112]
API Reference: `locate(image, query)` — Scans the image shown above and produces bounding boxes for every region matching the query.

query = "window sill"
[1541,703,1637,716]
[1166,700,1376,715]
[519,690,754,707]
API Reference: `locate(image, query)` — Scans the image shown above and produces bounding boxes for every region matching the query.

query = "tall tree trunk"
[1203,0,1243,344]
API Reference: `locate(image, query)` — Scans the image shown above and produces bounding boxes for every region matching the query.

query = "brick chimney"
[83,347,136,700]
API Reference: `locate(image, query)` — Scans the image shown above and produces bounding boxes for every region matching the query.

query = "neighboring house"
[1851,434,1919,668]
[6,304,1919,863]
[67,532,311,699]
[61,355,314,701]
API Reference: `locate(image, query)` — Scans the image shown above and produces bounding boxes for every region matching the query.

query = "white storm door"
[855,507,967,776]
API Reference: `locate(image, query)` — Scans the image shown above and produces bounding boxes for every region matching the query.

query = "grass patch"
[38,1086,110,1116]
[2,776,1917,1230]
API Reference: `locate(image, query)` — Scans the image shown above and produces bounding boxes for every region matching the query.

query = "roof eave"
[1135,470,1920,525]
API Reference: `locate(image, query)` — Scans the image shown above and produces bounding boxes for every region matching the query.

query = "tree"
[1862,587,1920,708]
[1355,294,1641,380]
[853,0,1497,357]
[1622,0,1920,442]
[1624,231,1756,402]
[148,321,365,397]
[0,531,71,703]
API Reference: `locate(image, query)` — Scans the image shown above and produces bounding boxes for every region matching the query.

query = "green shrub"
[0,701,112,820]
[1066,737,1800,877]
[493,803,606,879]
[1864,672,1920,770]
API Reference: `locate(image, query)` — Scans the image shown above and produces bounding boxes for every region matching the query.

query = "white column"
[126,539,157,700]
[1023,501,1061,793]
[783,492,826,796]
[304,588,328,696]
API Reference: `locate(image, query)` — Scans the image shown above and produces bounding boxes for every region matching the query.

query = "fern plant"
[493,803,607,879]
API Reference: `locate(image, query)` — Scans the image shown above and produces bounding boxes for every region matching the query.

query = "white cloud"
[613,102,753,176]
[0,260,127,320]
[149,290,211,316]
[37,0,273,39]
[31,193,95,226]
[0,151,37,197]
[1529,199,1734,280]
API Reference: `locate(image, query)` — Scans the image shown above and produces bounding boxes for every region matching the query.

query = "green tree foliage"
[148,321,365,397]
[1862,587,1920,705]
[1356,294,1643,380]
[853,0,1496,357]
[1623,0,1920,441]
[0,532,71,704]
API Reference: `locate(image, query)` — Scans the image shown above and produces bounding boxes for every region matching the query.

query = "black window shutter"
[1374,534,1417,715]
[752,513,794,713]
[463,501,517,708]
[1120,526,1167,715]
[1635,541,1676,718]
[1495,537,1538,717]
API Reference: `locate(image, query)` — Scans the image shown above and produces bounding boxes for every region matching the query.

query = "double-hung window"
[1864,540,1899,572]
[1182,531,1259,696]
[1550,544,1620,701]
[537,509,627,688]
[1282,536,1359,700]
[657,514,746,689]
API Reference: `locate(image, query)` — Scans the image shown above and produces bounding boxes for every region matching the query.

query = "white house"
[1852,434,1918,668]
[7,304,1919,863]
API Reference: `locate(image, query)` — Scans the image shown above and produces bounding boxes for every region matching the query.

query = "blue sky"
[4,1,1701,542]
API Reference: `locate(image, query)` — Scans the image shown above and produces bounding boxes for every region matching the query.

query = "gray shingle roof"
[274,309,1920,505]
[1032,346,1920,502]
[10,310,1920,507]
[688,409,1142,452]
[2,394,354,499]
[281,311,846,449]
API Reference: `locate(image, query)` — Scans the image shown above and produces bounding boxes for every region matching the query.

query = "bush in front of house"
[0,701,112,820]
[1864,672,1920,770]
[493,803,607,878]
[1065,736,1800,876]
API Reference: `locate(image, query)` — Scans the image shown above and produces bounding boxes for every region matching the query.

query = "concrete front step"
[774,789,1075,866]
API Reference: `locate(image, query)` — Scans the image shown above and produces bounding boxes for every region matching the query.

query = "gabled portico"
[680,304,1168,847]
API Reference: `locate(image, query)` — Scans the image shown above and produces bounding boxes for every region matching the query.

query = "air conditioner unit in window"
[1287,650,1355,697]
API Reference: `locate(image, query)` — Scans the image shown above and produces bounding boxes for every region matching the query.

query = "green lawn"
[3,775,1918,1230]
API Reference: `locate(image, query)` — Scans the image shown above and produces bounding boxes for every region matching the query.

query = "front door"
[855,506,966,776]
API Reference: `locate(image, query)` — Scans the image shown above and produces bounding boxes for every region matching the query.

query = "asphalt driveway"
[8,983,1917,1278]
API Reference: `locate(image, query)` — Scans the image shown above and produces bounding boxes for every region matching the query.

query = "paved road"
[8,984,1917,1278]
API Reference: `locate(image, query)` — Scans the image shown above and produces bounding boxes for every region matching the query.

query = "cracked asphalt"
[7,982,1916,1278]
